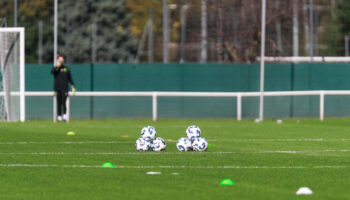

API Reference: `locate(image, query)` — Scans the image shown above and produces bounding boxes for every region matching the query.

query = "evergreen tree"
[58,0,137,63]
[337,0,350,35]
[319,0,350,56]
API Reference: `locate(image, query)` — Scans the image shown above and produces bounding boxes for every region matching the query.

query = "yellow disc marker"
[67,131,75,136]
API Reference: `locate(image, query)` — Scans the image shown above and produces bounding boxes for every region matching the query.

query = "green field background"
[0,118,349,199]
[25,63,350,119]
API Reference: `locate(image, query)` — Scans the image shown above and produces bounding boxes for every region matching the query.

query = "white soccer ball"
[141,126,157,142]
[151,137,166,151]
[176,137,192,151]
[135,138,151,151]
[192,137,208,151]
[186,125,201,142]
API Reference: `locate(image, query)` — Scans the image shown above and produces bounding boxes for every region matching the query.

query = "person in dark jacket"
[51,55,75,122]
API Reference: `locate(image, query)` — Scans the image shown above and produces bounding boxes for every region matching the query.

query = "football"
[186,125,201,142]
[141,126,157,142]
[176,137,192,151]
[192,137,208,151]
[151,137,166,151]
[135,137,151,151]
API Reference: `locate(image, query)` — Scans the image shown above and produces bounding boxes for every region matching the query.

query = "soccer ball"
[135,138,151,151]
[176,137,192,151]
[151,137,166,151]
[192,137,208,151]
[186,125,201,142]
[141,126,157,142]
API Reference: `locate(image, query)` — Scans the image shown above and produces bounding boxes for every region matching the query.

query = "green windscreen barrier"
[25,63,350,119]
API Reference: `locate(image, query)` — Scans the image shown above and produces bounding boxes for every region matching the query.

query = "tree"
[58,0,137,63]
[19,0,53,63]
[335,0,350,55]
[0,0,53,63]
[337,0,350,34]
[125,0,174,62]
[319,0,350,56]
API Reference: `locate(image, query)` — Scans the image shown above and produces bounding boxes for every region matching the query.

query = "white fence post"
[53,95,57,122]
[320,91,324,121]
[237,93,242,121]
[152,92,158,121]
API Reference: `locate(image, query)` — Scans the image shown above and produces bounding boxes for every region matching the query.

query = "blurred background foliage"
[0,0,349,63]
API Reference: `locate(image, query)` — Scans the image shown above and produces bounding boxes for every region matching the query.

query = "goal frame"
[0,27,25,122]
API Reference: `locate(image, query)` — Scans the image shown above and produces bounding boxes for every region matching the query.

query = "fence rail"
[258,56,350,63]
[2,90,350,121]
[1,90,344,121]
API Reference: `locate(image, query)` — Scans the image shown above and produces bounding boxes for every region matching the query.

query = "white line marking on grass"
[0,164,102,168]
[323,149,350,152]
[260,150,350,153]
[209,138,350,142]
[208,139,327,142]
[146,171,161,175]
[0,141,133,145]
[0,163,347,169]
[0,138,349,145]
[260,151,297,154]
[0,150,349,156]
[0,152,168,155]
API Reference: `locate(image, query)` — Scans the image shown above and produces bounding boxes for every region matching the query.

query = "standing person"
[51,55,76,122]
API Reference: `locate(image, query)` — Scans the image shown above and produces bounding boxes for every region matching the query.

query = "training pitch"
[0,118,349,199]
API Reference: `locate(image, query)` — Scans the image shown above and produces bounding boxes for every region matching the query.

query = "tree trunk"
[200,0,207,63]
[217,1,224,63]
[293,0,299,56]
[275,0,283,54]
[302,0,309,55]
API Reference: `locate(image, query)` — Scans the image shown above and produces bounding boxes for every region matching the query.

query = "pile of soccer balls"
[135,125,208,151]
[176,125,208,151]
[135,126,166,151]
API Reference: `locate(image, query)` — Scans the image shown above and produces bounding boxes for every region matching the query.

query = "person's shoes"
[58,116,63,122]
[63,114,67,122]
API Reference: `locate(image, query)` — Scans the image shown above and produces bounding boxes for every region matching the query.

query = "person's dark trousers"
[56,90,68,116]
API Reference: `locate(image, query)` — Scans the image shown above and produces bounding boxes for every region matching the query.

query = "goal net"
[0,28,25,122]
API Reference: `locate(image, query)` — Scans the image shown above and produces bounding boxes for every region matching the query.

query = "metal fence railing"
[11,90,350,121]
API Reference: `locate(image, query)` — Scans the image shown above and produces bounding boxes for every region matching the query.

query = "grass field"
[0,118,349,199]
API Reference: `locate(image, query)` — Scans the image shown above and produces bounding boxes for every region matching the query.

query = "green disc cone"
[220,179,235,186]
[102,162,115,168]
[208,144,216,147]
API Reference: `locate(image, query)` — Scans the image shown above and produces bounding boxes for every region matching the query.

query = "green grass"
[0,118,349,200]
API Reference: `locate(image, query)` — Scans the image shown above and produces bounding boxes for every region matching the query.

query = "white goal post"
[0,28,25,122]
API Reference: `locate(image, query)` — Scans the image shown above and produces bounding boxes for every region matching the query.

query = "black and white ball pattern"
[191,137,208,151]
[135,138,151,151]
[186,125,201,142]
[141,126,156,142]
[176,137,192,151]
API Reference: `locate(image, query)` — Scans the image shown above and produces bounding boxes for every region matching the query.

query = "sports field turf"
[0,118,349,199]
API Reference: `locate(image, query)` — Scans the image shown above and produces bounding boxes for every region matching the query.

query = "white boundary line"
[0,138,349,145]
[0,150,348,155]
[0,141,133,145]
[208,138,350,142]
[0,163,347,169]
